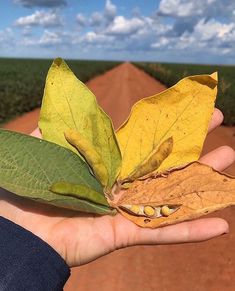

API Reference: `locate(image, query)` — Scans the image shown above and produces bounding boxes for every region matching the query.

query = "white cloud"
[175,32,199,50]
[156,0,235,46]
[194,19,234,41]
[15,10,63,27]
[133,17,172,37]
[0,28,14,47]
[151,37,170,48]
[76,14,86,27]
[20,37,37,46]
[6,0,235,63]
[18,29,72,48]
[106,16,145,35]
[158,0,235,19]
[75,14,172,53]
[22,26,32,36]
[151,0,235,58]
[90,12,103,26]
[39,30,62,46]
[81,31,114,45]
[158,0,198,17]
[104,0,117,20]
[75,0,116,30]
[14,0,67,8]
[150,18,235,57]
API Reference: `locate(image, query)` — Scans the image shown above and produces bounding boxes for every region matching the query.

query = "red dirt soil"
[2,63,235,291]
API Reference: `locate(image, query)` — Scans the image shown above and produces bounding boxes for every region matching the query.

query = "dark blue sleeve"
[0,216,70,291]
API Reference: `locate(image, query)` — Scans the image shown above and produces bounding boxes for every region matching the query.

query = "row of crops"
[134,62,235,126]
[0,58,120,125]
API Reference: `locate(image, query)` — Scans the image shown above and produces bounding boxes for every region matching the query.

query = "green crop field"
[0,58,120,125]
[134,62,235,126]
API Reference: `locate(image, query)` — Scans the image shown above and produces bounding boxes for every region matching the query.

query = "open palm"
[0,108,234,267]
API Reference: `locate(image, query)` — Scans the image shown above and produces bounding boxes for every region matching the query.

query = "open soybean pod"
[120,204,180,218]
[50,182,109,206]
[127,136,173,181]
[64,129,109,187]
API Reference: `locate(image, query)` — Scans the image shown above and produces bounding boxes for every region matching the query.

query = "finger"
[133,218,229,245]
[30,127,41,138]
[200,146,235,171]
[208,108,224,133]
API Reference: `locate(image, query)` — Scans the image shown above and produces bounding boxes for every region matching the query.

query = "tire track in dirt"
[2,62,235,291]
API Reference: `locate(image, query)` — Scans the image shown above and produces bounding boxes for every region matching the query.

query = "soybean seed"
[161,205,171,216]
[130,205,141,214]
[144,206,155,217]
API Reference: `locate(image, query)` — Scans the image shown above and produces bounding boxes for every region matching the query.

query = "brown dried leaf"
[115,162,235,228]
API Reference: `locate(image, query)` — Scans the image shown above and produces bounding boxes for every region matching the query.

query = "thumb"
[114,215,229,248]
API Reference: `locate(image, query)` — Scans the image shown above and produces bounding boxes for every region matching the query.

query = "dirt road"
[3,63,235,291]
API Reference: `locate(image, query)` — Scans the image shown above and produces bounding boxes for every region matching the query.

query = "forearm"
[0,216,70,291]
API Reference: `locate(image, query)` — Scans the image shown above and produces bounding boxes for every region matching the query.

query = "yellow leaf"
[115,162,235,228]
[116,73,217,180]
[126,136,173,181]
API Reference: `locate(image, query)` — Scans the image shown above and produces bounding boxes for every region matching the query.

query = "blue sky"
[0,0,235,64]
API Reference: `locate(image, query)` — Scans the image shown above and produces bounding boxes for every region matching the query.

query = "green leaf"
[39,58,121,189]
[0,129,114,215]
[50,182,109,206]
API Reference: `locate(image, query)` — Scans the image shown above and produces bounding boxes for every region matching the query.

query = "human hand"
[0,108,234,267]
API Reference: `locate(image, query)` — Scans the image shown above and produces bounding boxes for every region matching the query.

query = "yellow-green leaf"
[64,129,109,187]
[116,73,217,180]
[39,58,121,188]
